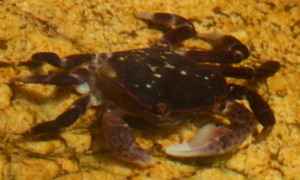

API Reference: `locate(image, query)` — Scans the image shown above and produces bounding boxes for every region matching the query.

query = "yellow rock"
[0,0,299,179]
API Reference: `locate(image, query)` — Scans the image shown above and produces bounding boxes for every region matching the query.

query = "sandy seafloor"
[0,0,299,179]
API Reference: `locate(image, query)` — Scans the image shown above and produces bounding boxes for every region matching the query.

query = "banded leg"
[137,13,197,48]
[228,84,275,141]
[102,110,154,165]
[30,94,91,134]
[204,60,281,79]
[26,52,104,69]
[14,73,81,85]
[166,101,256,157]
[176,33,250,63]
[14,62,96,89]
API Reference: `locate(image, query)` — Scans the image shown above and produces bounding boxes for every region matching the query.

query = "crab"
[14,13,280,165]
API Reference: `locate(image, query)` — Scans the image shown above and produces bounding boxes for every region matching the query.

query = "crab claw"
[165,123,245,157]
[102,110,154,165]
[166,101,256,157]
[165,124,225,157]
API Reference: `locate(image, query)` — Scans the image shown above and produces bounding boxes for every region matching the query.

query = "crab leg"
[14,73,81,85]
[27,87,103,134]
[29,94,91,134]
[166,101,256,157]
[102,110,154,165]
[137,12,197,48]
[176,33,250,63]
[28,52,104,69]
[203,60,281,79]
[15,62,103,134]
[228,84,275,141]
[15,62,99,92]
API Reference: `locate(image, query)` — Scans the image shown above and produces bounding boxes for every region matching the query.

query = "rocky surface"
[0,0,299,179]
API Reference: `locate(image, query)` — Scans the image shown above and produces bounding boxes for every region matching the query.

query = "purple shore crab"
[14,13,280,165]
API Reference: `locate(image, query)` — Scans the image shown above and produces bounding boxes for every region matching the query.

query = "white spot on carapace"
[161,55,167,59]
[164,51,173,55]
[181,70,187,75]
[75,82,90,94]
[149,65,157,72]
[154,73,162,78]
[118,57,126,61]
[165,63,175,69]
[204,76,209,80]
[146,84,152,88]
[210,74,215,77]
[134,84,139,88]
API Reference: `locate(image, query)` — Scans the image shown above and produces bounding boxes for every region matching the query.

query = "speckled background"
[0,0,299,179]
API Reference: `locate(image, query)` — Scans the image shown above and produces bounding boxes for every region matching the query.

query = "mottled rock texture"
[0,0,299,179]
